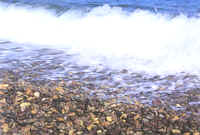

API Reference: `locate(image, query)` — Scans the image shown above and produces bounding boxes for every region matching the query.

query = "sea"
[1,0,200,104]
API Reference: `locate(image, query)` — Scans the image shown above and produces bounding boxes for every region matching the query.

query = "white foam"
[1,3,200,74]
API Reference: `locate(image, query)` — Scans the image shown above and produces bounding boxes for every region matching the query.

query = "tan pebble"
[102,121,110,126]
[68,112,76,117]
[97,130,102,134]
[76,131,83,135]
[88,106,95,111]
[25,88,32,95]
[1,123,9,133]
[176,104,182,108]
[120,113,127,119]
[134,114,140,120]
[194,132,200,135]
[17,91,23,96]
[66,121,73,127]
[34,92,40,98]
[93,118,99,124]
[12,133,19,135]
[87,124,95,131]
[52,95,58,99]
[41,98,47,101]
[57,117,64,121]
[22,125,31,135]
[27,97,34,101]
[110,104,117,107]
[127,130,134,134]
[15,97,24,104]
[158,128,166,133]
[172,115,179,121]
[20,102,31,111]
[172,129,181,134]
[69,129,74,135]
[56,87,64,93]
[0,91,4,95]
[0,98,6,104]
[31,107,38,114]
[46,124,54,128]
[106,116,112,122]
[0,84,9,89]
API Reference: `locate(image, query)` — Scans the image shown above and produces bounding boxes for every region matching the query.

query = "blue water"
[2,0,200,16]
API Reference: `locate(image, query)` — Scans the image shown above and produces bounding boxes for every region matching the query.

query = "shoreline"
[0,71,200,134]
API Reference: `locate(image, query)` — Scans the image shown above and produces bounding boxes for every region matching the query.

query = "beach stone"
[194,132,200,135]
[106,116,112,122]
[34,92,40,98]
[172,129,181,134]
[0,84,9,89]
[20,102,31,111]
[1,123,9,133]
[97,130,103,134]
[0,98,6,104]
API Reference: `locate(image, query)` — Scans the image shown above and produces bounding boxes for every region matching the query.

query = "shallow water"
[1,42,200,110]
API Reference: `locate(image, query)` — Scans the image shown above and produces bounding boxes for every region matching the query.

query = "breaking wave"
[1,3,200,74]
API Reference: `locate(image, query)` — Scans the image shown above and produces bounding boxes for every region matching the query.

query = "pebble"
[106,116,112,122]
[0,84,9,89]
[20,102,31,111]
[0,46,200,134]
[34,92,40,98]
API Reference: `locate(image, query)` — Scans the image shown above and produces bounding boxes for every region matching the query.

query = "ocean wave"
[1,4,200,74]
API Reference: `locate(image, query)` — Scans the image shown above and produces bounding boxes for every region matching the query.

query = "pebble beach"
[0,42,200,134]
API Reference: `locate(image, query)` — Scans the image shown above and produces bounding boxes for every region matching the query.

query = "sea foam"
[0,3,200,75]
